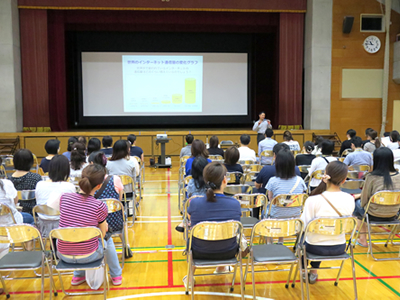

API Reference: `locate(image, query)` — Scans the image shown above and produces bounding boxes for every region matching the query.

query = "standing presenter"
[252,111,272,144]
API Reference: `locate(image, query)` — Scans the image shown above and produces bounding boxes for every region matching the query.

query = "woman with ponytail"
[296,141,316,167]
[62,136,78,161]
[301,161,355,284]
[363,130,381,153]
[282,130,301,151]
[69,142,87,178]
[57,164,123,286]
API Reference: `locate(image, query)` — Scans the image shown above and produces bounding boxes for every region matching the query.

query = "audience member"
[392,140,400,162]
[57,164,123,286]
[9,149,42,214]
[311,136,324,156]
[296,141,316,166]
[224,147,243,184]
[387,130,400,150]
[39,139,60,173]
[180,134,194,158]
[258,128,278,165]
[353,147,400,247]
[87,138,101,157]
[62,137,78,161]
[69,142,87,178]
[207,135,224,158]
[77,136,87,148]
[282,131,301,152]
[252,111,272,144]
[361,128,373,147]
[363,129,381,153]
[301,161,355,284]
[381,132,391,147]
[238,134,256,161]
[106,140,136,180]
[101,136,113,156]
[339,129,356,156]
[128,134,144,162]
[308,140,337,190]
[343,137,373,167]
[185,140,211,176]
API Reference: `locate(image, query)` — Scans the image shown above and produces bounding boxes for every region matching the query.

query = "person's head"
[259,111,265,120]
[209,135,219,148]
[13,149,34,171]
[272,143,290,158]
[44,139,60,155]
[346,129,356,139]
[203,162,227,202]
[111,140,130,161]
[311,161,348,196]
[240,134,251,146]
[371,147,397,189]
[224,146,240,165]
[321,140,335,155]
[303,141,315,154]
[48,155,70,182]
[191,139,208,158]
[275,149,296,179]
[79,164,106,195]
[78,136,87,147]
[185,134,194,145]
[265,128,274,138]
[384,132,390,137]
[102,136,113,148]
[88,151,107,167]
[127,134,137,145]
[367,130,381,148]
[315,136,325,148]
[87,138,101,155]
[70,142,86,170]
[390,130,400,143]
[351,136,363,149]
[191,156,209,189]
[365,128,373,137]
[67,137,78,152]
[283,130,293,142]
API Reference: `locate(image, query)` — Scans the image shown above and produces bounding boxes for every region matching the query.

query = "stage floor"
[5,160,400,300]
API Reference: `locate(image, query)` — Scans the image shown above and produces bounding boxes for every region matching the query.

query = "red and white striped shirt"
[58,193,108,255]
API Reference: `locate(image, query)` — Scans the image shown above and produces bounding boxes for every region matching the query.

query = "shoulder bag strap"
[321,194,342,217]
[289,176,301,194]
[94,175,112,199]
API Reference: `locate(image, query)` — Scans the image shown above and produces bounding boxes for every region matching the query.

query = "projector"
[157,134,168,139]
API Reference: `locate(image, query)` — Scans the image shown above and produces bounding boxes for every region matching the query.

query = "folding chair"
[17,190,36,213]
[119,175,136,226]
[133,156,143,201]
[31,154,39,173]
[49,227,109,299]
[301,217,358,300]
[349,165,371,172]
[0,165,6,179]
[240,172,260,187]
[259,150,274,165]
[2,156,14,177]
[242,164,262,174]
[220,140,234,150]
[341,149,352,157]
[0,224,56,299]
[186,221,245,300]
[340,180,364,195]
[32,205,60,246]
[178,156,191,212]
[291,150,299,156]
[209,155,224,161]
[0,203,16,225]
[183,195,202,242]
[305,170,323,194]
[297,165,311,174]
[245,218,304,300]
[226,172,243,184]
[239,160,256,168]
[266,194,308,218]
[354,191,400,261]
[224,184,253,196]
[233,194,267,229]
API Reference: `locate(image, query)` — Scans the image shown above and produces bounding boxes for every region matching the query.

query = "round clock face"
[363,35,381,53]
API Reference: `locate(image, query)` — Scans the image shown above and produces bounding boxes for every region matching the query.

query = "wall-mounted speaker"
[343,16,354,34]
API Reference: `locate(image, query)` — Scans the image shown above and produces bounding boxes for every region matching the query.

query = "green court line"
[355,259,400,297]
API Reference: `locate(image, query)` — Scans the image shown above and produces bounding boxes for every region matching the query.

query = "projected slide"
[122,55,203,113]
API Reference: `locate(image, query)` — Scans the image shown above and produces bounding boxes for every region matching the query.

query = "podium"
[155,138,172,168]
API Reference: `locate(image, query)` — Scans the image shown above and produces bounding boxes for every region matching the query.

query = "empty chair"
[223,184,253,196]
[119,175,136,222]
[233,193,267,229]
[32,204,60,245]
[340,180,364,195]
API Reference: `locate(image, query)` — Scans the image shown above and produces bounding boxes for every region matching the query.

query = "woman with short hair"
[224,146,243,184]
[39,139,60,173]
[62,136,78,161]
[207,135,224,158]
[87,138,101,157]
[185,139,211,176]
[282,130,301,152]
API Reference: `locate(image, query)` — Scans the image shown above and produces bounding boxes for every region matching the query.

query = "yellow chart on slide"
[184,78,196,104]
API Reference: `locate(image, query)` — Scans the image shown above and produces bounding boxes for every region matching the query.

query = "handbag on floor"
[86,267,105,290]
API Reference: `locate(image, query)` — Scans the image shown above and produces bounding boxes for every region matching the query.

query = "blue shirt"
[187,179,207,198]
[62,151,71,161]
[343,149,373,166]
[187,193,241,253]
[100,148,113,156]
[130,146,143,158]
[255,165,301,194]
[185,157,212,176]
[258,138,278,165]
[39,158,52,173]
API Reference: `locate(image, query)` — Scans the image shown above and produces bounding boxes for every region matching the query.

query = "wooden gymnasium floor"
[6,159,400,299]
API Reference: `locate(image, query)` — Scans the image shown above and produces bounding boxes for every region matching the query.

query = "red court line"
[167,168,174,287]
[10,275,400,295]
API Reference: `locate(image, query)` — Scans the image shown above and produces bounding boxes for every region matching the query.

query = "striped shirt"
[58,193,108,255]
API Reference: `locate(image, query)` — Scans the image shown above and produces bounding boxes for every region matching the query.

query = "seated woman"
[207,135,224,158]
[101,136,113,156]
[106,140,136,180]
[184,162,242,286]
[35,155,76,218]
[296,141,316,179]
[69,142,87,178]
[282,131,301,152]
[224,146,243,184]
[353,147,400,247]
[301,161,355,284]
[57,164,123,286]
[9,149,42,214]
[87,138,101,161]
[363,129,381,153]
[185,139,211,176]
[62,136,78,161]
[39,139,60,173]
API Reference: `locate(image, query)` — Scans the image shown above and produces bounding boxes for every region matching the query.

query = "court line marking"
[144,180,179,182]
[143,194,178,196]
[137,216,181,219]
[136,220,180,223]
[107,291,273,299]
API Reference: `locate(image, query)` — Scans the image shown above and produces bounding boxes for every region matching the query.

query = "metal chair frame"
[240,171,260,186]
[223,184,253,196]
[209,155,224,161]
[305,170,323,194]
[233,193,267,228]
[133,156,143,202]
[341,149,353,157]
[178,156,190,213]
[348,165,370,172]
[245,218,304,300]
[259,150,274,165]
[266,193,308,218]
[49,227,109,299]
[242,164,263,173]
[226,171,243,184]
[183,195,202,242]
[119,175,137,227]
[239,160,256,168]
[301,216,358,300]
[186,221,245,300]
[340,180,364,194]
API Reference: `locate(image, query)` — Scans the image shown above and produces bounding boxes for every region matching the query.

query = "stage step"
[312,132,342,156]
[0,137,19,156]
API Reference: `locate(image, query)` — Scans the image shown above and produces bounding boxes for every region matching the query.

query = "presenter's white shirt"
[238,146,256,162]
[252,120,272,134]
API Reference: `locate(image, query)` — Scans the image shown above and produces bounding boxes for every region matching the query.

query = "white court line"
[136,220,181,223]
[145,180,179,182]
[143,194,178,196]
[137,216,182,219]
[108,291,273,300]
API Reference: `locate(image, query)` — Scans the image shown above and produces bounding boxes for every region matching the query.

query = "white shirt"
[69,163,88,179]
[388,142,400,150]
[252,120,272,134]
[381,136,391,147]
[393,149,400,162]
[283,141,301,151]
[238,146,256,162]
[301,191,355,245]
[308,156,337,187]
[0,179,21,224]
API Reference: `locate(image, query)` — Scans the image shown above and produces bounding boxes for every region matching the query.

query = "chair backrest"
[310,169,323,180]
[347,170,367,180]
[3,156,13,169]
[223,184,253,196]
[0,165,5,179]
[304,216,357,238]
[341,180,364,190]
[338,157,345,162]
[291,150,299,156]
[267,194,308,218]
[368,191,400,206]
[17,190,36,201]
[0,203,16,224]
[260,150,274,159]
[220,140,234,146]
[190,221,242,242]
[119,174,135,193]
[342,149,352,157]
[298,165,311,174]
[31,154,39,173]
[209,155,224,161]
[239,160,256,166]
[240,171,259,185]
[38,167,47,176]
[49,226,102,243]
[101,199,125,222]
[243,164,263,173]
[0,224,42,245]
[251,218,303,241]
[233,193,267,209]
[32,204,60,223]
[349,165,370,172]
[184,175,193,185]
[226,172,243,184]
[180,155,191,166]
